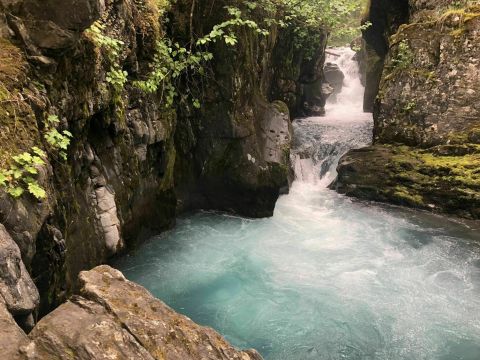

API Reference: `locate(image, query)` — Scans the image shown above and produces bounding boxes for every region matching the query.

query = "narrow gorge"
[0,0,479,359]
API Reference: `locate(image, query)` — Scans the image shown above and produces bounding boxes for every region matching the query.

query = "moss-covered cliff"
[334,0,480,219]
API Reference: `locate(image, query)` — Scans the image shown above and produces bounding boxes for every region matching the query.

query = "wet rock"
[24,266,263,360]
[94,186,122,254]
[324,62,345,102]
[333,145,480,219]
[0,224,39,317]
[336,1,480,219]
[361,0,409,111]
[0,0,328,319]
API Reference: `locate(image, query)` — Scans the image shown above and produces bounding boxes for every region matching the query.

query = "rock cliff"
[334,0,480,219]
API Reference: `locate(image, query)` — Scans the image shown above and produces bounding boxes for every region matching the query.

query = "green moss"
[392,186,425,207]
[418,150,480,188]
[387,144,480,193]
[0,40,44,173]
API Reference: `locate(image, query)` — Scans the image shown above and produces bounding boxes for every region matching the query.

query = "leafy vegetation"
[85,22,128,92]
[85,0,369,109]
[392,40,414,70]
[44,115,73,161]
[0,147,47,199]
[0,114,72,200]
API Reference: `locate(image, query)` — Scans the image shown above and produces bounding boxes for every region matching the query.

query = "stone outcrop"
[0,224,39,330]
[270,28,330,117]
[334,1,480,219]
[323,62,345,102]
[0,299,29,359]
[5,0,105,51]
[2,265,263,360]
[1,0,180,315]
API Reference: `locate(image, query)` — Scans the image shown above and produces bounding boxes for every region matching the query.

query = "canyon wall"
[0,0,328,352]
[334,0,480,219]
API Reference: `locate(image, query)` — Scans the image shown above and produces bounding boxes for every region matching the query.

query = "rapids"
[115,49,480,360]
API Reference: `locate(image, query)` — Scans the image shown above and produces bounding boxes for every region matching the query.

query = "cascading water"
[115,48,480,360]
[293,48,372,185]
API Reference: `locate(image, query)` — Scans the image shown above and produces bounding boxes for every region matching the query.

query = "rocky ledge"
[332,145,480,219]
[1,265,263,360]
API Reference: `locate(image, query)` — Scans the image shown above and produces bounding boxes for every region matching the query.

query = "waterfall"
[292,48,373,186]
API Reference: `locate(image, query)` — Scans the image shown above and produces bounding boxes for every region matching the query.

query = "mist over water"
[115,49,480,360]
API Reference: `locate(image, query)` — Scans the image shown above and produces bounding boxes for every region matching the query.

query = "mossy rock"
[334,144,480,219]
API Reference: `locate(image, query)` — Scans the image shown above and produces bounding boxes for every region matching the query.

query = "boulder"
[332,145,480,219]
[0,224,39,317]
[335,1,480,219]
[323,62,344,102]
[3,0,105,50]
[302,80,332,116]
[22,265,263,360]
[0,300,28,360]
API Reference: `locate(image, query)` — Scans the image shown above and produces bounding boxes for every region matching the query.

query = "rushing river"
[115,49,480,360]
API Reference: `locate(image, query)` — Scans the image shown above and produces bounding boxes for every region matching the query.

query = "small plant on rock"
[44,115,73,160]
[86,22,128,93]
[0,147,47,199]
[392,40,414,70]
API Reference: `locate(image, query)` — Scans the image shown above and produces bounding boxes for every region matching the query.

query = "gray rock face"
[18,266,263,360]
[0,224,39,316]
[0,0,325,320]
[3,0,105,50]
[94,186,122,254]
[374,4,480,146]
[0,0,178,313]
[0,300,28,360]
[361,0,409,112]
[260,101,292,165]
[323,62,344,102]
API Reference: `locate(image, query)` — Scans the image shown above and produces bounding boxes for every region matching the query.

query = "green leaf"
[27,182,46,199]
[0,172,7,186]
[8,186,24,198]
[47,114,60,125]
[32,156,45,166]
[25,166,38,175]
[63,130,73,138]
[32,146,46,158]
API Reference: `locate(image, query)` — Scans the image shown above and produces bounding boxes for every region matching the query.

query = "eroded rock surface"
[324,62,344,102]
[0,224,39,319]
[18,266,263,360]
[0,0,327,327]
[0,300,28,360]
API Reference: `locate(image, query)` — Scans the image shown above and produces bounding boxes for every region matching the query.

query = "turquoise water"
[114,49,480,360]
[115,186,480,359]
